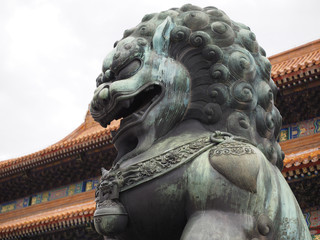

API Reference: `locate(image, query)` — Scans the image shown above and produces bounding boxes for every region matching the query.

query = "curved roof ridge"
[0,110,120,176]
[269,39,320,64]
[269,39,320,79]
[0,199,95,237]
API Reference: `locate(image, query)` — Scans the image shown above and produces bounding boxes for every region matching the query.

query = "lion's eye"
[117,59,141,80]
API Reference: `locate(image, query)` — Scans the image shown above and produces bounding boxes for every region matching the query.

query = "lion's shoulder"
[208,140,260,193]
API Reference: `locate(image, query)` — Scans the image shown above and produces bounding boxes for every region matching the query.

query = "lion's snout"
[90,82,111,125]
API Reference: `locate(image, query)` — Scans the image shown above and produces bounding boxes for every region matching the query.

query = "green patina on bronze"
[90,4,311,240]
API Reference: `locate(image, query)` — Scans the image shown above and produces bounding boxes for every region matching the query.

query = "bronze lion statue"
[90,4,311,240]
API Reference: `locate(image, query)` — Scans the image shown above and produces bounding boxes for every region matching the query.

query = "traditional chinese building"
[0,39,320,239]
[0,114,119,239]
[269,39,320,239]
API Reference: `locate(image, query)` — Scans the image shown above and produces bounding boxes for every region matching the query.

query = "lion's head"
[90,4,283,169]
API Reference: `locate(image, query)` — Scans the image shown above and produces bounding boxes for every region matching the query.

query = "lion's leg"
[180,210,255,240]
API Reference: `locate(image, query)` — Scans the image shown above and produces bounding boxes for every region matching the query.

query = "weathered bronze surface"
[90,4,311,239]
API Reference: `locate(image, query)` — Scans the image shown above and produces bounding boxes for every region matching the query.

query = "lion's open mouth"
[97,83,163,128]
[118,84,163,124]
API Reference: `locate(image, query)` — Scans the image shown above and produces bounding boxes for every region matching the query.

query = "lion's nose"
[98,88,109,100]
[91,83,111,112]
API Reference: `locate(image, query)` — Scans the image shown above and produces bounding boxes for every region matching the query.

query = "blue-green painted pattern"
[279,117,320,142]
[0,177,99,214]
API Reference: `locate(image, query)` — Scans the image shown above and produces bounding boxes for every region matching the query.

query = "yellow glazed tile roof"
[0,200,95,237]
[0,190,96,238]
[269,39,320,79]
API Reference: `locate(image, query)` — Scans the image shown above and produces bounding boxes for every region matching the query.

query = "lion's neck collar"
[115,120,209,168]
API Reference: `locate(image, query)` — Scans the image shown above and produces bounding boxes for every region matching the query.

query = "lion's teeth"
[146,85,154,91]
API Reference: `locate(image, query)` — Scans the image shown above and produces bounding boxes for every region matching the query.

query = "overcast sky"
[0,0,319,161]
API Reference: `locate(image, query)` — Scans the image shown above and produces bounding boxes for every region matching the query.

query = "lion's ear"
[152,17,175,56]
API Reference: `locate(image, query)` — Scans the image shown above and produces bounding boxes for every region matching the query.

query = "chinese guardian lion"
[90,4,311,240]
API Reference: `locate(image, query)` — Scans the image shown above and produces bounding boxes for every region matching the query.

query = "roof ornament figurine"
[90,4,312,240]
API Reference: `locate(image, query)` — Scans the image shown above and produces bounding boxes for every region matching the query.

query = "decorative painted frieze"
[0,177,99,214]
[279,117,320,142]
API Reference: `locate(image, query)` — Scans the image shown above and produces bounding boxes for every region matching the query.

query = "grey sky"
[0,0,319,160]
